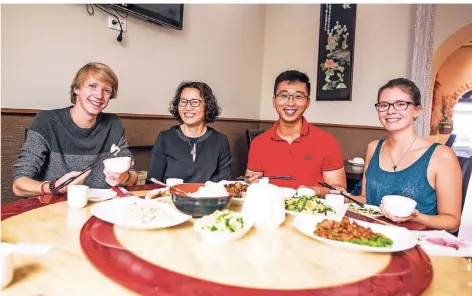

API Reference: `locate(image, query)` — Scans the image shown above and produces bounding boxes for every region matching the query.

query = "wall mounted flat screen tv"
[109,4,184,30]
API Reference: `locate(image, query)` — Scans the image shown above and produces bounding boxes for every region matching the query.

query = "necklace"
[386,136,417,171]
[182,126,206,162]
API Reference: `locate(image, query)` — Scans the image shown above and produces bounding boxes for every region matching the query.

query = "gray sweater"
[13,106,135,189]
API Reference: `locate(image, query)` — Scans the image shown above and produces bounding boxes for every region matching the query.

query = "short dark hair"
[273,70,311,96]
[169,81,222,124]
[377,78,421,106]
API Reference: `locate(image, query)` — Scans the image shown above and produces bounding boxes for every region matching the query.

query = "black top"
[147,125,232,183]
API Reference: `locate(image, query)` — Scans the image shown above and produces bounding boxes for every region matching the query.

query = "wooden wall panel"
[1,109,385,203]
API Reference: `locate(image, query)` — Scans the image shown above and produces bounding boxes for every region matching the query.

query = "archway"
[429,23,472,135]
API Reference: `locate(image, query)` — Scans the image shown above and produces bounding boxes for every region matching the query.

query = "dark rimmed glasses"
[375,101,416,112]
[276,93,308,102]
[178,99,203,108]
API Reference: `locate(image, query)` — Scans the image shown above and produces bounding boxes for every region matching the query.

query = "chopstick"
[53,148,120,192]
[235,175,294,180]
[317,181,365,208]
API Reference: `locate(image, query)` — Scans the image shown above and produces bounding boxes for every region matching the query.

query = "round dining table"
[1,184,471,296]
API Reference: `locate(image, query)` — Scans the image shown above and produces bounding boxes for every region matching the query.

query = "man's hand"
[103,161,134,186]
[55,170,91,193]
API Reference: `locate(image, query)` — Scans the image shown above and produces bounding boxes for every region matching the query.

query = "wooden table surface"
[1,185,471,296]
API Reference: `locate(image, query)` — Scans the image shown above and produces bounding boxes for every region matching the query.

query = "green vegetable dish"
[348,204,382,216]
[200,210,244,233]
[285,196,335,215]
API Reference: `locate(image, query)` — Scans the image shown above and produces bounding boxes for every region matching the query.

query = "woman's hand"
[380,202,419,223]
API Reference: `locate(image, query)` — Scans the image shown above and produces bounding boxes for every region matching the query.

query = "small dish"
[193,211,253,243]
[145,187,171,200]
[88,189,117,202]
[348,203,383,218]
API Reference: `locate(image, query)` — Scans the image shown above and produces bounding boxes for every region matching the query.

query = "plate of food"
[293,215,416,253]
[285,195,348,218]
[219,181,248,205]
[193,209,253,243]
[91,197,192,230]
[348,203,383,218]
[88,188,117,202]
[145,187,171,200]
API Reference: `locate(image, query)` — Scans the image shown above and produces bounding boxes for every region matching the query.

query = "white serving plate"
[347,203,383,218]
[293,215,417,253]
[88,189,117,202]
[193,212,253,243]
[91,197,192,230]
[348,159,365,167]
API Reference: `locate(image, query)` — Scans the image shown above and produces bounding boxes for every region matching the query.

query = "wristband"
[123,171,131,186]
[49,179,65,196]
[39,181,49,196]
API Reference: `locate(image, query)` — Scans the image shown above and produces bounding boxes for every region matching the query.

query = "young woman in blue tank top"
[348,78,462,231]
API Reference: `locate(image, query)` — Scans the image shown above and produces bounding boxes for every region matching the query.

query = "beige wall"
[1,4,266,119]
[259,4,415,126]
[434,4,472,52]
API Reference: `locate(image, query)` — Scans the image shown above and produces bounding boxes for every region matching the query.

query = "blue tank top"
[365,139,440,215]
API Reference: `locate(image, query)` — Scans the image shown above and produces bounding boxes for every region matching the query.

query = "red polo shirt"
[247,117,344,189]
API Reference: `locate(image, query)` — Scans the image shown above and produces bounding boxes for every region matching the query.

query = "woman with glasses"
[147,81,231,183]
[348,78,462,231]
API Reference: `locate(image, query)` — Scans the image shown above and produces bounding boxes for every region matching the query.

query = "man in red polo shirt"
[246,70,346,196]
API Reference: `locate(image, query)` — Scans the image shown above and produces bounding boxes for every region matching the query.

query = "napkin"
[1,242,51,255]
[412,230,472,257]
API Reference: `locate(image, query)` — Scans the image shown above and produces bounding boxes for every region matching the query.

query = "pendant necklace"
[387,136,417,171]
[183,127,206,162]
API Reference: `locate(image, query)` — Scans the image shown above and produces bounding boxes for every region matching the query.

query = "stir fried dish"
[285,196,335,215]
[224,182,248,198]
[348,204,382,216]
[314,217,393,248]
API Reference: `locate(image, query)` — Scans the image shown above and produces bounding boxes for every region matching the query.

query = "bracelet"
[49,179,65,196]
[123,171,131,186]
[39,181,49,196]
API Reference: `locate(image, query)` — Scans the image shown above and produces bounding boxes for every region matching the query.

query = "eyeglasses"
[178,99,203,107]
[276,93,308,102]
[375,101,415,112]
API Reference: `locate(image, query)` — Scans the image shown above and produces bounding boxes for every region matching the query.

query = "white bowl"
[278,187,297,199]
[297,187,316,197]
[381,195,417,218]
[1,243,15,289]
[166,178,184,187]
[352,157,364,164]
[193,214,253,244]
[103,157,131,174]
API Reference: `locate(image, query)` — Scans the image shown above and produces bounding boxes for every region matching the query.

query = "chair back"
[458,156,472,212]
[245,129,265,148]
[445,134,457,147]
[458,156,472,241]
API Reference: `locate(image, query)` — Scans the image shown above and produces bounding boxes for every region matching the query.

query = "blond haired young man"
[13,62,137,197]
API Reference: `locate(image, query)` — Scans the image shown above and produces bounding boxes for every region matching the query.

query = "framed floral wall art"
[316,4,357,101]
